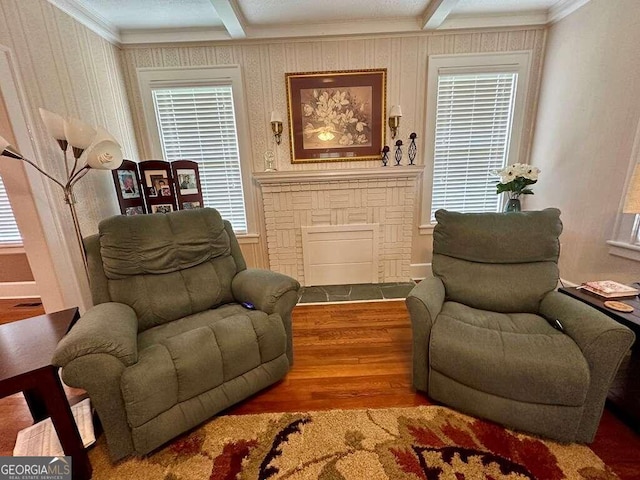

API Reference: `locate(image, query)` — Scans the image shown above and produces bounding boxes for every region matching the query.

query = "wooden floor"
[1,299,639,478]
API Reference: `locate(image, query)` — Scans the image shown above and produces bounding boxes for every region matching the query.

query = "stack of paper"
[13,398,96,457]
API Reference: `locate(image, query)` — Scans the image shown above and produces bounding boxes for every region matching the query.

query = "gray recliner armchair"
[406,208,635,443]
[53,208,300,461]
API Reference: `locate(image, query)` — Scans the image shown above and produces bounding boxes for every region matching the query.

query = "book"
[580,280,639,299]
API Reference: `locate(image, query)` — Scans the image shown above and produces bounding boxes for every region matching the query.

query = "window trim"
[419,51,532,229]
[607,117,640,262]
[137,65,256,234]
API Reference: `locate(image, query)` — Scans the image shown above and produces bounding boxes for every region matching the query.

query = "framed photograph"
[286,69,386,163]
[182,201,201,210]
[111,160,147,215]
[177,169,198,195]
[117,170,140,199]
[151,204,174,214]
[144,170,170,198]
[125,206,145,216]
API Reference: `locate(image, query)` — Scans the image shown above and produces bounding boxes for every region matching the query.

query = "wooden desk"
[0,308,92,480]
[559,287,640,430]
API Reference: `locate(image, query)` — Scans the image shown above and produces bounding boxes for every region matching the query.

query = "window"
[0,175,21,244]
[152,86,247,232]
[608,120,640,261]
[421,53,531,226]
[138,66,254,234]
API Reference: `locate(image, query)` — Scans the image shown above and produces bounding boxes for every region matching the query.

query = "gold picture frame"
[286,69,387,164]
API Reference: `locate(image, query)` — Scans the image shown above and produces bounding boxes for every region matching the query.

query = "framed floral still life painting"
[286,69,387,163]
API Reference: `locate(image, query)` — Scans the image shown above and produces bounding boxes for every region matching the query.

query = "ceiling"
[51,0,591,45]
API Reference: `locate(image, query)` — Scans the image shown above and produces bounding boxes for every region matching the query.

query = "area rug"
[88,406,617,479]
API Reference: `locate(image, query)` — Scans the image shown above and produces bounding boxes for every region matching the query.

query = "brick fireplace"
[253,167,423,286]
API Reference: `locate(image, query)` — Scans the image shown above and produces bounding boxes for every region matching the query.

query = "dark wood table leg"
[23,387,49,422]
[37,367,92,480]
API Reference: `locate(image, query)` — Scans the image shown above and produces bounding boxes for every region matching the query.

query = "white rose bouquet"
[491,163,541,199]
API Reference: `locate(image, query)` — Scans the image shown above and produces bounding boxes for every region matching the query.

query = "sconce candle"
[270,111,283,145]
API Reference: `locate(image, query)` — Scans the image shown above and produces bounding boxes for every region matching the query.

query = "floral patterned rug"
[89,406,617,479]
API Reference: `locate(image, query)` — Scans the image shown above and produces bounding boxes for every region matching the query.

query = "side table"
[559,287,640,430]
[0,308,92,480]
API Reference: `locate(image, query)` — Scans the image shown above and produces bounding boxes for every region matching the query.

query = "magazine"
[580,280,639,299]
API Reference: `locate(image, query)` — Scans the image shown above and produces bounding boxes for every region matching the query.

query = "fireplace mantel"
[253,166,423,185]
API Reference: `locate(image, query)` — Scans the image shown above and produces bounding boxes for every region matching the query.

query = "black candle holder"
[381,145,390,166]
[394,140,403,166]
[408,132,417,165]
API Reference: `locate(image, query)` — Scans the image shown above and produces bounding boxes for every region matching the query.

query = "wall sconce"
[270,111,283,145]
[388,105,402,139]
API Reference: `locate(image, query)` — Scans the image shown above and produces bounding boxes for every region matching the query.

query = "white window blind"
[430,72,518,221]
[152,86,248,233]
[0,176,21,244]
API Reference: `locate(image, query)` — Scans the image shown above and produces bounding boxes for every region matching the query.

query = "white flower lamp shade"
[86,139,123,170]
[63,117,96,150]
[39,108,66,141]
[0,135,22,159]
[623,164,640,214]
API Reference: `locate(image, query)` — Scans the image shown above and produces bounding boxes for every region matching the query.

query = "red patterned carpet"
[89,406,617,479]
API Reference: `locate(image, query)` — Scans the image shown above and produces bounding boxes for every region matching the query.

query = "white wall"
[528,0,640,283]
[0,0,139,310]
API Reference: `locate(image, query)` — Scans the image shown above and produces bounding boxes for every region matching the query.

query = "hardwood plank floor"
[0,299,638,478]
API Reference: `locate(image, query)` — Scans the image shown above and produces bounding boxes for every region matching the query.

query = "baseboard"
[0,281,40,299]
[410,263,432,281]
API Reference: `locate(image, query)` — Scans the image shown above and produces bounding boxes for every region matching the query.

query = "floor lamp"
[0,108,123,280]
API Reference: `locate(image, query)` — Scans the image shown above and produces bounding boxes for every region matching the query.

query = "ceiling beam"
[209,0,246,38]
[421,0,460,30]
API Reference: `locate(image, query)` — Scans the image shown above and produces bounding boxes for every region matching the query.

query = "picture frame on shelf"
[285,69,386,163]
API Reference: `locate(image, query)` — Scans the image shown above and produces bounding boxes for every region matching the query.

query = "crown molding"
[120,27,231,44]
[441,11,548,30]
[245,17,423,40]
[548,0,592,24]
[47,0,121,45]
[48,0,576,47]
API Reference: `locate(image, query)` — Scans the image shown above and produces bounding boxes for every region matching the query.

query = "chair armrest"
[540,291,635,354]
[406,276,446,323]
[52,302,139,368]
[232,269,300,365]
[232,268,300,315]
[540,291,635,441]
[405,276,446,392]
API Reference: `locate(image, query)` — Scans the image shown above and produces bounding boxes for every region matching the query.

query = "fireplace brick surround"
[254,167,423,286]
